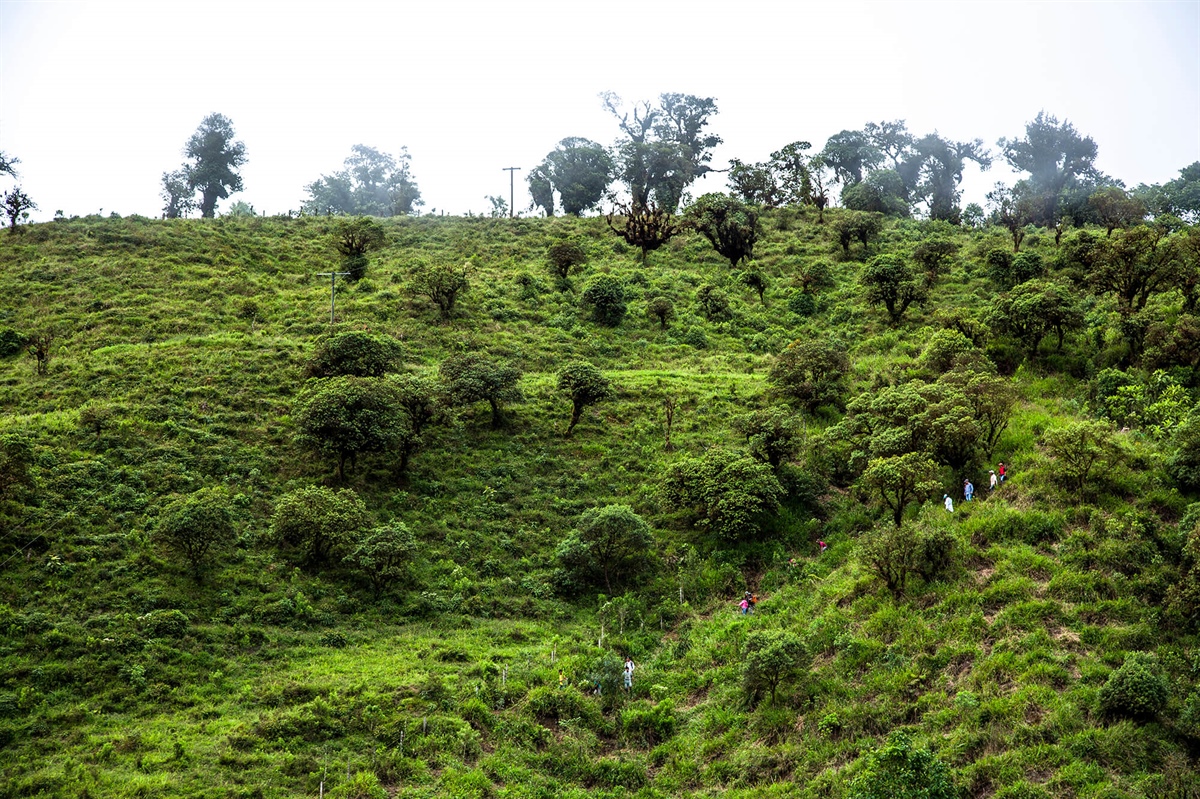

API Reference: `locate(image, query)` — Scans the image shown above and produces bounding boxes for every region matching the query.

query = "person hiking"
[739,595,750,615]
[817,539,828,554]
[944,494,954,512]
[964,479,974,502]
[558,669,566,690]
[623,657,634,691]
[998,462,1006,483]
[989,470,998,491]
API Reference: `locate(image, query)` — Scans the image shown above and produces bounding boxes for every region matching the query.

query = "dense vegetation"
[3,200,1200,799]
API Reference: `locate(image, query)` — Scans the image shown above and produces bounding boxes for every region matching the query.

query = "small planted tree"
[411,261,471,321]
[861,254,927,324]
[581,275,627,327]
[768,338,851,412]
[26,331,53,376]
[154,488,235,580]
[293,377,408,481]
[1042,421,1115,493]
[439,353,523,429]
[343,522,416,598]
[305,331,404,378]
[859,452,939,527]
[739,269,768,305]
[847,731,958,799]
[911,238,959,283]
[732,407,800,470]
[555,504,653,594]
[557,361,614,435]
[270,485,371,566]
[334,217,386,281]
[1098,652,1169,721]
[685,192,761,267]
[546,239,588,282]
[646,296,675,330]
[663,449,784,541]
[3,186,37,232]
[695,284,732,323]
[742,629,808,706]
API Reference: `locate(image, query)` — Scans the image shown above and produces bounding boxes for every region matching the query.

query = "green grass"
[0,210,1198,797]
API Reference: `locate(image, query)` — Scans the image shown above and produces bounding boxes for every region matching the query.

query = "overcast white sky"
[1,0,1197,221]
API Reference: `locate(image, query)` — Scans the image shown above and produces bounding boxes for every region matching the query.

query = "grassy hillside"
[1,209,1199,798]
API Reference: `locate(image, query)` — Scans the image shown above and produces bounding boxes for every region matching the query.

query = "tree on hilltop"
[528,137,614,217]
[303,144,422,217]
[183,113,247,218]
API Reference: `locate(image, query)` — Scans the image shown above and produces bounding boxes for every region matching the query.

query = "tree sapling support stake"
[502,167,521,218]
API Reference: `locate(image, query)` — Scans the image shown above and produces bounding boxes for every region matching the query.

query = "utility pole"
[502,166,521,217]
[316,270,351,323]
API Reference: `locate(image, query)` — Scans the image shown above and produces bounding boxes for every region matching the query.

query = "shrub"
[328,771,387,799]
[305,332,404,378]
[696,284,732,322]
[556,361,614,436]
[1098,652,1169,720]
[581,275,627,326]
[342,523,416,598]
[0,328,24,358]
[621,700,677,745]
[662,449,784,540]
[768,338,850,412]
[555,505,653,594]
[546,240,587,280]
[411,261,471,320]
[646,296,675,329]
[270,486,372,566]
[139,609,189,639]
[154,487,236,579]
[847,730,957,799]
[742,629,808,706]
[787,290,817,317]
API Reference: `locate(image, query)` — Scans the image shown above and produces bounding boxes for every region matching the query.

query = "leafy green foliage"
[832,210,884,255]
[861,254,927,323]
[581,275,628,327]
[684,193,761,267]
[545,239,588,281]
[859,453,939,527]
[294,377,409,480]
[645,296,675,329]
[555,504,653,594]
[1042,421,1115,493]
[302,144,421,216]
[732,407,800,470]
[438,353,523,429]
[859,522,954,597]
[768,338,849,412]
[741,629,807,706]
[182,113,247,218]
[411,261,471,320]
[556,361,613,435]
[1098,652,1169,720]
[695,284,732,323]
[662,449,784,540]
[343,522,416,598]
[270,485,371,566]
[154,487,235,579]
[305,331,404,378]
[988,278,1083,357]
[528,138,613,217]
[848,731,958,799]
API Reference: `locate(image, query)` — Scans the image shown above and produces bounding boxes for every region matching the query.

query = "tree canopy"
[183,113,247,218]
[303,144,422,216]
